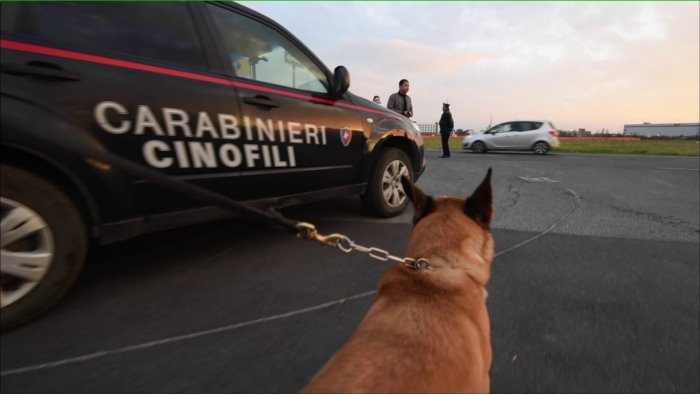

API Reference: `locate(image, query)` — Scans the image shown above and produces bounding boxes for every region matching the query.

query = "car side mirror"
[331,66,350,99]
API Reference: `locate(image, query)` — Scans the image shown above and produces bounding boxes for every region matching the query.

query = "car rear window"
[519,122,543,131]
[1,3,206,70]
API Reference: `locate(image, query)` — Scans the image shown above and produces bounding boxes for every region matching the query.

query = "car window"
[490,123,513,133]
[518,122,540,131]
[2,3,206,70]
[206,4,329,94]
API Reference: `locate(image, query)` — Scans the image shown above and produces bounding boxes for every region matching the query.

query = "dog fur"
[300,169,494,394]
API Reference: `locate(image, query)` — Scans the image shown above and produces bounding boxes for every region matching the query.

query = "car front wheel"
[472,141,487,153]
[533,141,550,155]
[1,165,87,332]
[361,148,413,217]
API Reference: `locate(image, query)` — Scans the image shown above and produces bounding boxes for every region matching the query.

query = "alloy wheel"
[1,198,55,308]
[533,142,549,155]
[381,159,409,208]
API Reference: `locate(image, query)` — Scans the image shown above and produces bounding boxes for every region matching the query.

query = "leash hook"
[296,222,352,251]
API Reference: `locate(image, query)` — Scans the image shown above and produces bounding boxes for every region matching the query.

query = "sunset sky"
[240,1,699,133]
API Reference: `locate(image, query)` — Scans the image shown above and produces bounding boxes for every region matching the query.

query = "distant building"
[623,123,699,138]
[418,123,438,135]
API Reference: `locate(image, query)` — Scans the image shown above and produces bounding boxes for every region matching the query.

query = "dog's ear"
[401,176,433,224]
[464,168,493,229]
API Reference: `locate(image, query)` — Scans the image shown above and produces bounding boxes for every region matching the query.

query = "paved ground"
[1,150,698,393]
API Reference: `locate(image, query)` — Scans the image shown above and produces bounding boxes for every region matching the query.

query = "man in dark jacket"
[387,79,413,118]
[439,103,454,158]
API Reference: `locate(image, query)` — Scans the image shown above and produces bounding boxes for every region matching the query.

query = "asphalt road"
[2,150,698,393]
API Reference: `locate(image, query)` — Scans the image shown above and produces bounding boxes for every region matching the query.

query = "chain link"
[295,222,432,270]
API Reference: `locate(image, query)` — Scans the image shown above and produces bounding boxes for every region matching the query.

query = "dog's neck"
[419,249,491,285]
[404,211,494,289]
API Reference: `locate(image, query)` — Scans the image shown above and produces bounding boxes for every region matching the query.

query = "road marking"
[657,167,700,172]
[495,188,580,258]
[0,290,377,377]
[518,176,560,183]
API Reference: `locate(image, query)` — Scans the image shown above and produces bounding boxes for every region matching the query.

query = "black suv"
[0,2,425,330]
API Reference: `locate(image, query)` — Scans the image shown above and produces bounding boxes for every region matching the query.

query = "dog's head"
[400,168,494,286]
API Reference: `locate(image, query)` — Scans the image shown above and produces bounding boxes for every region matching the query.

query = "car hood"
[465,132,485,139]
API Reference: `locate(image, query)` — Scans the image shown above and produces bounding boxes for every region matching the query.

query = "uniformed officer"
[439,103,454,158]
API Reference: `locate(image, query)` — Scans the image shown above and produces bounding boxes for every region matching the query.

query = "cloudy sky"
[239,1,699,133]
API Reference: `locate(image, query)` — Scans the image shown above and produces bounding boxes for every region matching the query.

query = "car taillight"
[549,130,559,137]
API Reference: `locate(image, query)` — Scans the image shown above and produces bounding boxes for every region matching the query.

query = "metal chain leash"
[295,222,432,271]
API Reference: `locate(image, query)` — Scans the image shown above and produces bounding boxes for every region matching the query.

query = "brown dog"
[301,168,495,394]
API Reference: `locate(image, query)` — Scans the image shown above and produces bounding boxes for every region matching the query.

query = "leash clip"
[296,222,352,251]
[403,257,432,271]
[296,222,318,240]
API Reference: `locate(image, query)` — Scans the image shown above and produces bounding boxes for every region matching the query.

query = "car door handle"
[1,62,81,81]
[242,96,279,109]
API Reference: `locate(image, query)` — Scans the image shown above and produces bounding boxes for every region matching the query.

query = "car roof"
[500,120,550,122]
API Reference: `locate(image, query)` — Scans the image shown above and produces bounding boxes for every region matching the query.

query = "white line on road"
[518,176,560,183]
[0,290,378,377]
[494,188,580,258]
[657,167,700,171]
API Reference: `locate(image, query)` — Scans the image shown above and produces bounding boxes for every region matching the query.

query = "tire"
[361,148,413,217]
[1,165,87,332]
[532,141,550,155]
[472,141,487,153]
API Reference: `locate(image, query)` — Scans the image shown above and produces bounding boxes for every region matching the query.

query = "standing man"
[373,95,381,105]
[387,79,413,119]
[439,103,454,158]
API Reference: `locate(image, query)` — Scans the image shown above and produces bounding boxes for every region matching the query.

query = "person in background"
[373,95,381,105]
[439,102,454,158]
[387,79,413,119]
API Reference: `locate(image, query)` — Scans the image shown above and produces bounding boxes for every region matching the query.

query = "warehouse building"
[417,122,438,135]
[623,123,699,138]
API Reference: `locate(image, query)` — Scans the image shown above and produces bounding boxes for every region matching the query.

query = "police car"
[0,2,426,331]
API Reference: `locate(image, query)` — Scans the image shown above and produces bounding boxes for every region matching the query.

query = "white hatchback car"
[463,120,560,154]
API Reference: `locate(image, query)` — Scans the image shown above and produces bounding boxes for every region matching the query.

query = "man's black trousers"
[440,131,450,157]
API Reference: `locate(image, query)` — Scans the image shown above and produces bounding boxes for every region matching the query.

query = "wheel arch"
[531,140,551,154]
[472,140,488,152]
[367,135,420,180]
[2,144,101,240]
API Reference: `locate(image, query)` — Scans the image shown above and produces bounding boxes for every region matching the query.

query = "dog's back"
[301,169,494,394]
